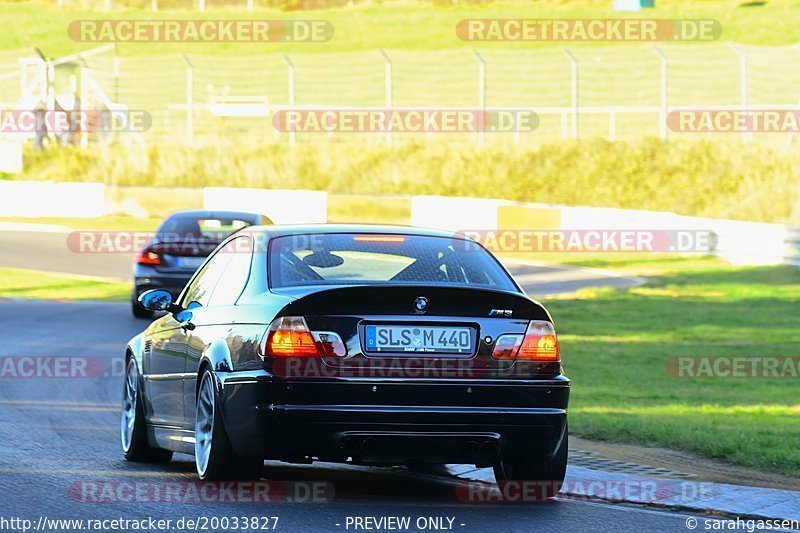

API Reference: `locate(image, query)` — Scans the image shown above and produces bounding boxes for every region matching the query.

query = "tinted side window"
[180,247,234,307]
[209,237,253,307]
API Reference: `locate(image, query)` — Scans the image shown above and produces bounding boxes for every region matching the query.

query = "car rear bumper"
[219,371,569,465]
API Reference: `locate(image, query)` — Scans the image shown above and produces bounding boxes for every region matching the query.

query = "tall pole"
[379,49,392,146]
[182,55,194,146]
[563,48,578,140]
[473,49,486,146]
[653,44,668,140]
[728,42,749,142]
[284,54,295,147]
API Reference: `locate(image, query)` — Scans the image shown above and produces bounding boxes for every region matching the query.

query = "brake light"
[353,235,405,243]
[261,317,347,358]
[137,250,161,266]
[490,321,559,361]
[517,320,560,361]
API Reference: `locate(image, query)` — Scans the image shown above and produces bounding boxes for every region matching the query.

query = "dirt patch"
[572,436,800,492]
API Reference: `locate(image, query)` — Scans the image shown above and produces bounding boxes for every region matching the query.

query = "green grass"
[0,267,131,300]
[4,0,800,57]
[545,257,800,476]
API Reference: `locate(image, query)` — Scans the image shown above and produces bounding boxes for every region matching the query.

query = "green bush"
[18,137,800,224]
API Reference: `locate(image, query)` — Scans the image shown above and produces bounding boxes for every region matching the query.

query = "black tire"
[121,358,173,463]
[493,428,568,501]
[195,369,263,481]
[131,296,154,319]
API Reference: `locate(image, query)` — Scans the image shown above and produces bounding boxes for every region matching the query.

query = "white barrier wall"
[410,196,510,232]
[203,188,327,224]
[560,205,788,265]
[411,197,791,266]
[0,181,106,218]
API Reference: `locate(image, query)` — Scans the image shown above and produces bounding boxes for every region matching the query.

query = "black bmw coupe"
[122,225,569,493]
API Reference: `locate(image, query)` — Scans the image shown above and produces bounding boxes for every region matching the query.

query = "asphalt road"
[0,300,713,533]
[0,227,643,296]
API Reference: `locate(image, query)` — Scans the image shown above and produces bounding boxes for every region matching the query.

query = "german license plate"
[364,325,473,355]
[175,256,205,269]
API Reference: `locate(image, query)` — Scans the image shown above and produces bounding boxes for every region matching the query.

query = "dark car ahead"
[122,225,569,495]
[132,210,271,318]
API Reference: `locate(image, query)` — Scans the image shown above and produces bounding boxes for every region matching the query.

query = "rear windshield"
[268,233,517,291]
[157,215,253,241]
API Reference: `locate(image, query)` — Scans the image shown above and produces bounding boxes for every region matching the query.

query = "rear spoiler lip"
[269,283,552,323]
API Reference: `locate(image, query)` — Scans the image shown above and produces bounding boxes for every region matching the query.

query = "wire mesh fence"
[2,42,800,148]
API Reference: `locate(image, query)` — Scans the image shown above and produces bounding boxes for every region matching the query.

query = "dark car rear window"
[268,233,517,291]
[157,215,254,241]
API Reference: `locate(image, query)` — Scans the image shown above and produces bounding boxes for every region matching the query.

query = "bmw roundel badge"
[414,296,428,313]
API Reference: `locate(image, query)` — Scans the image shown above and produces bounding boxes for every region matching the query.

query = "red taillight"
[353,235,405,243]
[261,317,346,358]
[491,321,559,362]
[517,320,560,361]
[137,250,161,265]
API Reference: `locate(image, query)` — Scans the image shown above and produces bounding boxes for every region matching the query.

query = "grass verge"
[12,139,800,224]
[545,256,800,476]
[0,267,131,301]
[4,0,800,57]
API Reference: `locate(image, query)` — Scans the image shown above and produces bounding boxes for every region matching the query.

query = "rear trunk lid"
[267,285,555,379]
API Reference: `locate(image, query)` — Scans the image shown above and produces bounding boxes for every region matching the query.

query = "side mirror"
[138,289,176,312]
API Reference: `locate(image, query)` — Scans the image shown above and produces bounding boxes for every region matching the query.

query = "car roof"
[240,224,475,240]
[165,209,263,219]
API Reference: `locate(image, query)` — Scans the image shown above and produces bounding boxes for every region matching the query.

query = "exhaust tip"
[342,437,361,455]
[463,441,479,457]
[479,440,498,458]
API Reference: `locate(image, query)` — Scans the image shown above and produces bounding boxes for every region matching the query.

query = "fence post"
[379,49,392,147]
[113,44,119,103]
[653,44,668,140]
[182,55,194,146]
[473,49,486,146]
[80,68,89,149]
[609,111,616,142]
[563,48,578,139]
[284,54,295,148]
[728,42,749,142]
